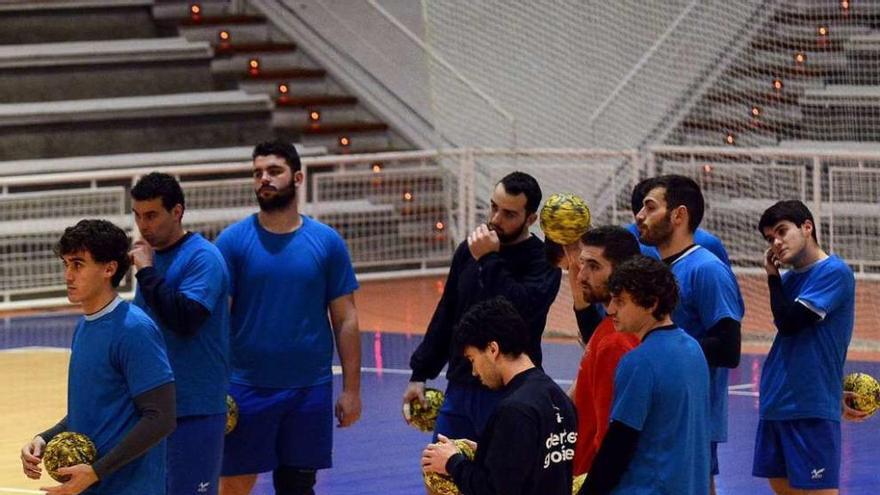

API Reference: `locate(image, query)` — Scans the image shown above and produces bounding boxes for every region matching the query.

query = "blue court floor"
[2,316,878,494]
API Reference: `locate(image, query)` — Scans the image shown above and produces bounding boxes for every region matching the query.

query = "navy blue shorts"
[433,382,502,443]
[752,418,841,490]
[221,382,333,476]
[167,413,226,495]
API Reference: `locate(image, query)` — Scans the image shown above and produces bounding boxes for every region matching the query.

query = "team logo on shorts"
[811,468,825,480]
[197,481,211,493]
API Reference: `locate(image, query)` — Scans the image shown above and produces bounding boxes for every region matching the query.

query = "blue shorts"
[433,382,502,443]
[167,414,226,495]
[221,381,333,476]
[752,418,841,490]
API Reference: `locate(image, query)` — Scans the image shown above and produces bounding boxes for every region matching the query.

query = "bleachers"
[0,1,157,44]
[0,38,215,103]
[0,91,273,159]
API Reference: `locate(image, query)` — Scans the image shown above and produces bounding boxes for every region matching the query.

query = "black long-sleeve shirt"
[446,368,578,495]
[38,382,176,480]
[134,232,210,337]
[410,237,562,385]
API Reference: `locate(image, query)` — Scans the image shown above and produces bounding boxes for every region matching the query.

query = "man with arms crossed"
[21,219,176,495]
[579,256,710,495]
[216,140,361,495]
[421,296,577,495]
[405,172,561,443]
[130,172,230,495]
[634,174,743,493]
[753,200,856,495]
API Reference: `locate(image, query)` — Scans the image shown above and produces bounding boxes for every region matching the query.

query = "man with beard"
[130,173,230,495]
[215,140,361,495]
[634,175,743,494]
[404,172,561,444]
[570,226,641,476]
[625,178,730,264]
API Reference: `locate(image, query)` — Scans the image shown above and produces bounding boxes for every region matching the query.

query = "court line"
[336,366,760,394]
[0,488,44,494]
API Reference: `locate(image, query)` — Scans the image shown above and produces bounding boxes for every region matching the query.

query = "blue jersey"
[760,255,855,421]
[215,214,359,388]
[610,327,710,495]
[624,223,730,265]
[68,298,174,495]
[134,233,230,416]
[669,246,744,442]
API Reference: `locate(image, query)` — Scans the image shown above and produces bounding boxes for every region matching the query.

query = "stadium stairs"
[0,0,446,305]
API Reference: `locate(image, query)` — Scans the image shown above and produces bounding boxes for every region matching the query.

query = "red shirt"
[572,316,640,475]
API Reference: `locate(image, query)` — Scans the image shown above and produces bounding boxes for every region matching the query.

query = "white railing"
[2,146,880,310]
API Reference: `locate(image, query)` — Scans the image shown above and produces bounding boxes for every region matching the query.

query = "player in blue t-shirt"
[753,200,857,494]
[633,175,743,494]
[130,173,230,495]
[580,256,710,495]
[20,220,175,495]
[626,178,730,264]
[215,140,361,495]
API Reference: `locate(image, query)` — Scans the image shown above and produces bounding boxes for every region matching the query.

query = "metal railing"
[2,146,880,310]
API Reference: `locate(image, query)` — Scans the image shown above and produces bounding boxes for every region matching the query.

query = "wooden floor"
[0,350,68,492]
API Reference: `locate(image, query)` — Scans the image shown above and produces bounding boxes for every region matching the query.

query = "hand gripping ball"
[844,372,880,417]
[42,432,97,482]
[423,439,476,495]
[540,193,592,245]
[404,388,445,433]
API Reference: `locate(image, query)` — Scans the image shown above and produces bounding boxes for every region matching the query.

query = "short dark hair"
[630,178,653,216]
[644,175,704,232]
[579,225,641,267]
[252,139,302,172]
[607,256,678,320]
[757,200,818,243]
[498,171,541,214]
[131,172,185,212]
[454,296,528,357]
[55,219,131,287]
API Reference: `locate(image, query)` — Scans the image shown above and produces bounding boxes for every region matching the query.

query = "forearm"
[447,455,500,495]
[334,317,361,393]
[580,421,639,495]
[135,268,209,336]
[575,304,604,344]
[768,275,820,335]
[92,383,176,480]
[698,317,741,368]
[38,416,69,442]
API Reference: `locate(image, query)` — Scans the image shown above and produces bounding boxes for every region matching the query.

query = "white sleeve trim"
[795,298,826,320]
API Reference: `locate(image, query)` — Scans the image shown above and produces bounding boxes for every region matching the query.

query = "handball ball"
[226,394,239,434]
[844,372,880,417]
[424,439,476,495]
[405,388,445,433]
[43,432,97,482]
[540,193,591,245]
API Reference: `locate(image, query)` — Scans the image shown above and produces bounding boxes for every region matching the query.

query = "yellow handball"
[572,473,587,494]
[43,432,98,482]
[226,394,239,435]
[843,372,880,417]
[540,193,592,245]
[423,439,476,495]
[405,388,445,433]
